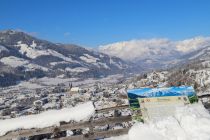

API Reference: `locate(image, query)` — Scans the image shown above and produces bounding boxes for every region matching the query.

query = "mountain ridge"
[0,30,128,87]
[99,37,210,71]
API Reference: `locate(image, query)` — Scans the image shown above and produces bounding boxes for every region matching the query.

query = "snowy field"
[108,102,210,140]
[0,102,94,136]
[0,74,123,94]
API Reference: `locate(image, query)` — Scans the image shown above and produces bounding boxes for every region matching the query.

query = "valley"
[0,30,210,139]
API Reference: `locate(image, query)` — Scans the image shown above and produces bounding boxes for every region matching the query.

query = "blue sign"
[127,86,197,111]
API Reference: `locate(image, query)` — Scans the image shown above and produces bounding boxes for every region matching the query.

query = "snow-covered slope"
[0,30,128,86]
[0,56,48,71]
[183,46,210,61]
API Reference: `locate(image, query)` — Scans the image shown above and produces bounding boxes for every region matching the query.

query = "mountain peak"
[0,29,44,47]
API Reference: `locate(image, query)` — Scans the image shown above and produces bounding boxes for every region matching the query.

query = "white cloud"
[99,36,210,61]
[99,38,172,61]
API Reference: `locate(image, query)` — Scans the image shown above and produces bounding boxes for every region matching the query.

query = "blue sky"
[0,0,210,47]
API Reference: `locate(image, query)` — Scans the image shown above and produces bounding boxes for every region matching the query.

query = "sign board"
[139,96,189,122]
[127,86,198,121]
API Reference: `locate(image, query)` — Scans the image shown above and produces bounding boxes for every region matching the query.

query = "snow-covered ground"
[15,41,78,64]
[108,102,210,140]
[35,76,77,86]
[0,74,124,95]
[80,54,99,63]
[0,101,94,136]
[65,67,89,73]
[0,56,48,71]
[0,56,28,67]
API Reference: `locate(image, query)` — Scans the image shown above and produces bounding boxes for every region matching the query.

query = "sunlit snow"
[108,102,210,140]
[0,101,94,136]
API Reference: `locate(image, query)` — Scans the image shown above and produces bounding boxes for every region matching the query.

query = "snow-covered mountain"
[0,30,128,86]
[1,29,210,88]
[99,37,210,70]
[181,45,210,61]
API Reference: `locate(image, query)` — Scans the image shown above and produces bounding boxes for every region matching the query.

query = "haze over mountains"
[99,37,210,70]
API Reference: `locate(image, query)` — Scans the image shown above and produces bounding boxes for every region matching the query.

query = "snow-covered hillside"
[0,30,128,87]
[0,56,48,71]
